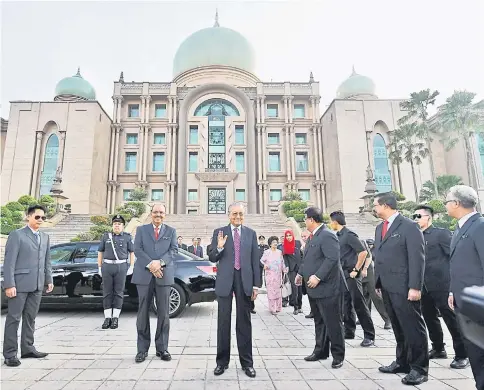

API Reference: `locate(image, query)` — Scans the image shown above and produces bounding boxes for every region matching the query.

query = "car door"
[48,244,77,295]
[66,243,100,297]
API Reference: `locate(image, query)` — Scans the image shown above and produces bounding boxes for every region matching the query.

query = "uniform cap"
[112,214,126,224]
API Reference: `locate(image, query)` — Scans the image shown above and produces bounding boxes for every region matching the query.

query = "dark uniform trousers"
[344,276,375,340]
[288,270,303,308]
[362,264,390,323]
[102,262,129,309]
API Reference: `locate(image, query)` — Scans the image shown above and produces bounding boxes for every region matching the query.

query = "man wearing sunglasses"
[3,205,53,367]
[413,205,469,370]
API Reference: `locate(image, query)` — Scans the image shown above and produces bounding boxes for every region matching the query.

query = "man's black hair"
[374,192,397,210]
[27,204,46,215]
[305,207,324,223]
[329,210,346,226]
[414,204,434,217]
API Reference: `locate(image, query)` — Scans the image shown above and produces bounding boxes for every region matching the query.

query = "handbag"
[281,273,292,298]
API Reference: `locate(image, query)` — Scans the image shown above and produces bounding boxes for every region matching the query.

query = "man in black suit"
[445,185,484,390]
[208,202,260,378]
[372,192,429,386]
[296,207,346,369]
[282,230,303,315]
[413,205,469,369]
[188,238,203,257]
[250,236,269,314]
[177,236,187,250]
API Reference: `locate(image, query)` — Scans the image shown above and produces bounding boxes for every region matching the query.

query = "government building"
[2,15,484,215]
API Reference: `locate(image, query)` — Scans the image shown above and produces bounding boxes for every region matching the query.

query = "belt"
[103,259,128,264]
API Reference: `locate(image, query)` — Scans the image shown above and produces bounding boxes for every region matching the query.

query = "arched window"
[194,99,240,116]
[373,133,392,193]
[478,133,484,178]
[39,134,59,196]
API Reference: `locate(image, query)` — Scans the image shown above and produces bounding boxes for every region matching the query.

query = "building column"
[145,96,151,123]
[142,125,150,181]
[311,126,321,180]
[30,131,45,196]
[167,97,173,124]
[317,125,324,183]
[288,96,294,124]
[284,126,291,181]
[138,125,144,182]
[57,130,66,170]
[173,97,178,123]
[112,97,118,123]
[116,97,123,123]
[170,125,178,212]
[256,97,261,123]
[283,97,289,124]
[261,97,265,123]
[166,126,173,182]
[107,185,112,210]
[289,125,295,181]
[140,96,146,124]
[111,127,121,212]
[315,185,322,209]
[108,125,116,181]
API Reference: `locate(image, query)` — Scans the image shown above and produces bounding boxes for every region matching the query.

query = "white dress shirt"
[458,211,478,228]
[385,211,400,228]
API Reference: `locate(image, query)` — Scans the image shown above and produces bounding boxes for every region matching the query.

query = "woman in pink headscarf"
[260,236,288,314]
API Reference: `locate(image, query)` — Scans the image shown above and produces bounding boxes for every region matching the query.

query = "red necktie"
[234,228,241,270]
[154,227,159,240]
[381,220,389,239]
[309,233,314,240]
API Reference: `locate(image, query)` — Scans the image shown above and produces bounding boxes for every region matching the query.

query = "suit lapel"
[24,226,38,246]
[378,215,403,248]
[450,213,480,257]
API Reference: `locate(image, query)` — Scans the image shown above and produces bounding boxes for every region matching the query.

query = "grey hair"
[448,185,478,209]
[228,202,245,214]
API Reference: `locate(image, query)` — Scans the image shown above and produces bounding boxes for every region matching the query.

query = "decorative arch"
[39,133,59,196]
[373,133,392,193]
[194,98,240,117]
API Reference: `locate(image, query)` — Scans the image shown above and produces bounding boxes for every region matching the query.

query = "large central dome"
[173,13,256,78]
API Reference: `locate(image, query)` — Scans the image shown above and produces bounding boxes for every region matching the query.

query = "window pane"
[73,245,98,264]
[235,189,246,201]
[189,152,198,172]
[50,245,75,263]
[128,104,139,118]
[267,133,280,144]
[294,104,305,118]
[188,209,198,215]
[188,190,198,201]
[235,125,244,145]
[236,152,245,172]
[267,104,278,118]
[126,134,138,144]
[295,133,307,144]
[151,189,164,201]
[189,126,198,144]
[299,189,310,201]
[154,134,166,144]
[123,190,131,200]
[268,152,281,171]
[155,104,167,118]
[296,152,308,171]
[125,152,137,172]
[270,189,282,201]
[153,152,165,172]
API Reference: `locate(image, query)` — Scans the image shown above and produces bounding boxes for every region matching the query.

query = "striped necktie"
[234,228,241,270]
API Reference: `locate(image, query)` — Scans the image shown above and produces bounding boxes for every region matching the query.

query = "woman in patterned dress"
[260,236,288,314]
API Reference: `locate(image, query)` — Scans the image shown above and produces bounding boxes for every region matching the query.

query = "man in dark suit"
[372,192,429,385]
[445,185,484,389]
[413,205,469,369]
[296,207,346,369]
[132,203,178,363]
[250,235,269,314]
[177,236,187,250]
[188,237,203,257]
[282,230,303,315]
[208,202,260,378]
[3,205,53,367]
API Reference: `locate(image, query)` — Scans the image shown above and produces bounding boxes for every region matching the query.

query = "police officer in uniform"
[97,215,135,329]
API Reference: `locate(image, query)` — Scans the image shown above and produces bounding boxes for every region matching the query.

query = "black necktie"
[450,226,460,249]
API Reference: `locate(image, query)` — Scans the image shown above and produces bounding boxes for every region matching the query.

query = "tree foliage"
[128,188,148,202]
[419,175,463,202]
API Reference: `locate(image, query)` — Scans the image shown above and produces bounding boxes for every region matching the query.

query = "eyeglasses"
[152,211,165,215]
[444,200,457,205]
[412,214,430,220]
[34,215,47,221]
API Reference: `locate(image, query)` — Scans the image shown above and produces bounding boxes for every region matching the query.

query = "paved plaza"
[0,297,477,390]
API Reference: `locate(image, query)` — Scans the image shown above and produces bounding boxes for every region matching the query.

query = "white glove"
[98,267,102,277]
[127,265,134,276]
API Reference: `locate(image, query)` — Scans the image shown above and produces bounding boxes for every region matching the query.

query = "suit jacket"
[283,240,303,272]
[298,225,345,299]
[374,214,425,295]
[132,223,178,286]
[449,213,484,306]
[208,224,260,297]
[3,226,52,292]
[422,226,452,292]
[188,245,204,258]
[178,243,188,251]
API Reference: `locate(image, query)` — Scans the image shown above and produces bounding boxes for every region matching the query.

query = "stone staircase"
[344,213,379,240]
[41,214,95,245]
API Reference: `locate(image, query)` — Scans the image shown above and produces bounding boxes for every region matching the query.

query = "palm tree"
[398,89,440,196]
[434,91,484,191]
[388,123,429,200]
[419,174,463,202]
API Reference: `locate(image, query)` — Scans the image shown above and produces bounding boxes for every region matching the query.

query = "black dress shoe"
[378,361,410,374]
[21,350,48,359]
[356,320,361,325]
[360,338,374,347]
[331,359,343,369]
[304,353,328,361]
[156,351,172,361]
[102,318,112,329]
[214,365,228,376]
[243,367,256,378]
[305,312,314,319]
[344,334,355,340]
[384,321,392,330]
[401,370,428,385]
[4,357,21,367]
[429,348,447,359]
[293,308,299,315]
[110,318,119,329]
[135,351,148,363]
[250,310,256,314]
[450,357,469,369]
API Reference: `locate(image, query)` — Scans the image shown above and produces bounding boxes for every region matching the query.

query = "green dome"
[173,15,256,77]
[336,67,377,99]
[54,68,96,100]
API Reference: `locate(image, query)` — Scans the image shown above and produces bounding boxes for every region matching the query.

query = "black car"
[1,241,217,318]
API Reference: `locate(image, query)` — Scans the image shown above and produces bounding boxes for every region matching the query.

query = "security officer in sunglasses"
[97,214,135,329]
[413,205,469,369]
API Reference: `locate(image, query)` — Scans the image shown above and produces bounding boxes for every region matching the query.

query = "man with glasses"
[3,205,53,367]
[413,205,469,369]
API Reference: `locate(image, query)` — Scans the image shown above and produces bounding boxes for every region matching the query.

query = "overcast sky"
[1,0,483,119]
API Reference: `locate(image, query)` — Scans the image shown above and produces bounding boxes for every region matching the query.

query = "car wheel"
[151,284,187,318]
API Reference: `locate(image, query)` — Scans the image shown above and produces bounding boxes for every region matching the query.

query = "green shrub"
[128,188,148,201]
[1,206,13,219]
[89,225,112,240]
[5,201,24,212]
[398,201,418,212]
[71,232,95,242]
[282,191,302,201]
[17,195,37,206]
[11,211,24,223]
[293,213,305,222]
[426,199,446,214]
[91,215,110,226]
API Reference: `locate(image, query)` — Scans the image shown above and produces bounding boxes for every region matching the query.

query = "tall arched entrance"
[39,134,59,196]
[373,133,392,193]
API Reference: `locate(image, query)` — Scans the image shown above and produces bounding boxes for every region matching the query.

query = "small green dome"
[173,14,256,77]
[336,67,377,99]
[54,68,96,101]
